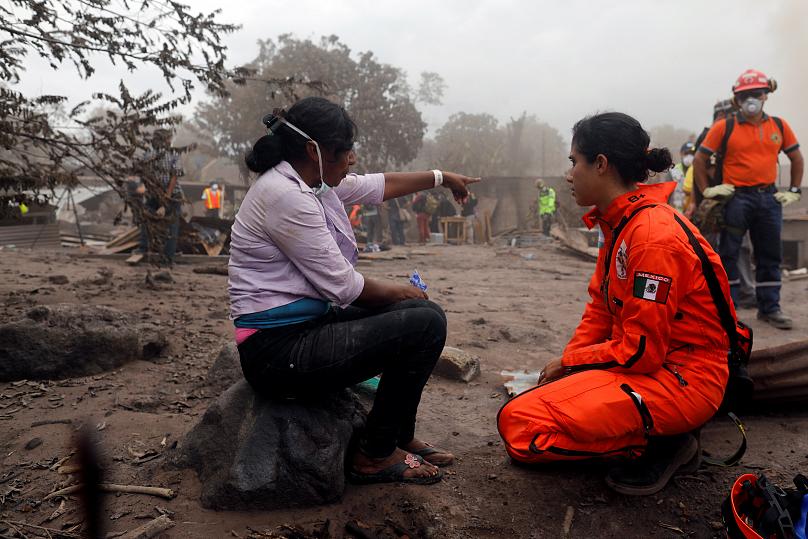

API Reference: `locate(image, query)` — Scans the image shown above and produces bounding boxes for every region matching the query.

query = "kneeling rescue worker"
[498,112,737,495]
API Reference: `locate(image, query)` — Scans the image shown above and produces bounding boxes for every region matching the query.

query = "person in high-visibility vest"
[201,181,223,218]
[348,204,362,228]
[536,178,557,236]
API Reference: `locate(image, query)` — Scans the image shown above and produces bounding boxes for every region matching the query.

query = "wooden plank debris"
[102,240,141,255]
[119,515,174,539]
[126,253,144,265]
[44,483,174,501]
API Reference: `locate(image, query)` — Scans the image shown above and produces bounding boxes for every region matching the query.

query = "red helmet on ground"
[733,69,776,94]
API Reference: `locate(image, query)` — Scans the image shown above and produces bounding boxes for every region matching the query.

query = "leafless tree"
[195,35,439,179]
[0,0,247,217]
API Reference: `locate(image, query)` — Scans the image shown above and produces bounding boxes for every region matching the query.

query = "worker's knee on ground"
[497,373,667,461]
[497,396,541,455]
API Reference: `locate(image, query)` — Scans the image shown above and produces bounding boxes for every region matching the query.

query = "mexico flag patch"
[633,271,672,304]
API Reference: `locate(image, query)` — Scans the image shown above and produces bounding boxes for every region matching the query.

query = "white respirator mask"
[741,97,763,117]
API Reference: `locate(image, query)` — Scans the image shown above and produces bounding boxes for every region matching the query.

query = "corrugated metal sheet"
[0,223,62,249]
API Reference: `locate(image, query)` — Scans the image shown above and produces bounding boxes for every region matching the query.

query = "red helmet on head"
[732,69,777,94]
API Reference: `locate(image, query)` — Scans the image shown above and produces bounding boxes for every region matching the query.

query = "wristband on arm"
[431,169,443,188]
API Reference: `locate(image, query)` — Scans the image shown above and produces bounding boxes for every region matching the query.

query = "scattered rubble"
[434,346,481,382]
[0,304,168,381]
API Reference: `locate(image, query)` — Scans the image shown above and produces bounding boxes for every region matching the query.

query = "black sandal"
[409,442,455,467]
[348,453,443,485]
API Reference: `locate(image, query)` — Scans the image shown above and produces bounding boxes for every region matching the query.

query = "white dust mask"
[741,97,763,116]
[275,119,327,196]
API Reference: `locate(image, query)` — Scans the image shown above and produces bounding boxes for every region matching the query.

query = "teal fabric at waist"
[234,298,330,329]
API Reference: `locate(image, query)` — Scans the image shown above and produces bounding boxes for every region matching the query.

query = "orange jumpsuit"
[498,182,733,463]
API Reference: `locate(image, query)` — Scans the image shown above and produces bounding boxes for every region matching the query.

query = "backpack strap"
[672,214,738,346]
[714,114,736,185]
[695,126,710,151]
[703,412,747,467]
[772,116,785,153]
[672,213,747,466]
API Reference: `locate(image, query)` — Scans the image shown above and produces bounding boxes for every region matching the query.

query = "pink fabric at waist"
[235,327,258,345]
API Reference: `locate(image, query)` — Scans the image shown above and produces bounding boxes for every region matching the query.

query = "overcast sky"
[14,0,808,143]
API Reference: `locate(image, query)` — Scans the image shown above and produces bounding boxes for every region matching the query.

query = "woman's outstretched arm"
[383,171,480,204]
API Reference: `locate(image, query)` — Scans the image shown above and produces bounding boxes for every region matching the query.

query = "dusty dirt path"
[1,244,807,538]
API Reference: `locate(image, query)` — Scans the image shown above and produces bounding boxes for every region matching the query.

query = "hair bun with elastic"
[262,114,283,133]
[644,147,673,173]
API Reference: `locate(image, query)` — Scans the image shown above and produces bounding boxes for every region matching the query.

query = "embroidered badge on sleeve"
[633,271,672,304]
[615,240,628,280]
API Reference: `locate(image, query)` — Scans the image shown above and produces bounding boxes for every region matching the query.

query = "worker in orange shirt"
[202,181,223,219]
[693,69,804,330]
[498,112,736,496]
[348,204,362,229]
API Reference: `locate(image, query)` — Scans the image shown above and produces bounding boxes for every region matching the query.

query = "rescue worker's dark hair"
[572,112,673,184]
[245,97,356,174]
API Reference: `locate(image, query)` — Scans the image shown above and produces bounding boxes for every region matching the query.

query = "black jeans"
[237,299,447,458]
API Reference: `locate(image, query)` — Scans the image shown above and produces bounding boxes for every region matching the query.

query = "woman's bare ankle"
[352,447,438,476]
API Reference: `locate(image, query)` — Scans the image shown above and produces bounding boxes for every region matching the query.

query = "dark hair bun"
[572,112,670,184]
[644,148,673,173]
[245,134,283,174]
[245,97,357,176]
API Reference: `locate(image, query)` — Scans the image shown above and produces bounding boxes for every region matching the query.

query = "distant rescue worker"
[536,178,557,236]
[668,142,695,211]
[461,191,478,244]
[411,192,433,243]
[432,191,456,235]
[141,128,183,265]
[683,99,736,217]
[499,113,736,496]
[362,203,383,251]
[689,101,755,308]
[386,198,406,246]
[693,69,804,330]
[348,204,362,229]
[202,181,223,218]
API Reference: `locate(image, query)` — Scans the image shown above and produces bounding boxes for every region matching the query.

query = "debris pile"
[0,304,168,381]
[435,346,481,382]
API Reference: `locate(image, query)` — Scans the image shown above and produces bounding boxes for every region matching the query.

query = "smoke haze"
[11,0,807,144]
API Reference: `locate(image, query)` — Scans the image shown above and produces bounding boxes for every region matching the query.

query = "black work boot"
[605,433,699,496]
[757,310,793,330]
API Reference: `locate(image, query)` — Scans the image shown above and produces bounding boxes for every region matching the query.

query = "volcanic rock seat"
[173,380,366,510]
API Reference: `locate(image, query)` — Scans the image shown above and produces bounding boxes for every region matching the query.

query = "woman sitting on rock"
[498,112,736,495]
[229,96,478,485]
